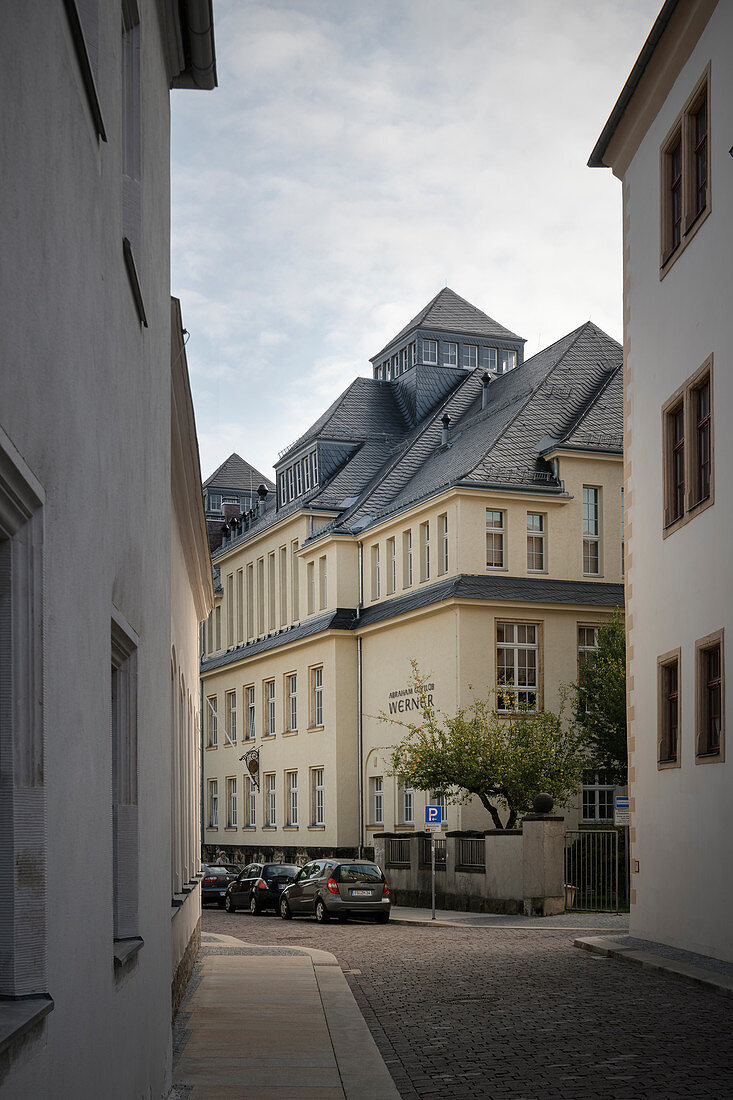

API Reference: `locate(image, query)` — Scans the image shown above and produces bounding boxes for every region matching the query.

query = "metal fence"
[386,838,411,867]
[420,836,446,868]
[457,837,485,870]
[564,829,621,913]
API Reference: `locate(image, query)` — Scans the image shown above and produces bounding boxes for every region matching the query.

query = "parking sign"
[425,805,442,826]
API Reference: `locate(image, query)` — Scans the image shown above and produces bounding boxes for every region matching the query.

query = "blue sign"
[615,796,629,808]
[425,805,442,825]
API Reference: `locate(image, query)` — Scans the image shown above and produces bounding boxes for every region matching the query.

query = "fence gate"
[564,829,626,913]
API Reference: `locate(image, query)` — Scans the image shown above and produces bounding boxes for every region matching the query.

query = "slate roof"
[204,453,274,492]
[278,377,408,461]
[372,287,524,362]
[201,574,624,671]
[213,309,622,561]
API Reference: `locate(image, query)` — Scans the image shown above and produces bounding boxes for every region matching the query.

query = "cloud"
[171,0,659,479]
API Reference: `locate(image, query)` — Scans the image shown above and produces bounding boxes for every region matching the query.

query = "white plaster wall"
[624,4,733,961]
[0,1,180,1094]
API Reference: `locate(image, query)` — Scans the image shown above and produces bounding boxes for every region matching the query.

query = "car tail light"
[326,877,339,895]
[382,882,390,896]
[257,878,267,890]
[203,877,216,886]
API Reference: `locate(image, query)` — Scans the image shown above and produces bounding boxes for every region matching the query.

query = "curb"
[387,916,630,931]
[574,936,733,998]
[200,933,400,1099]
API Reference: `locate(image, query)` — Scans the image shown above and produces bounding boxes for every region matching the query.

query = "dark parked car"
[279,859,390,923]
[201,863,241,907]
[225,863,300,914]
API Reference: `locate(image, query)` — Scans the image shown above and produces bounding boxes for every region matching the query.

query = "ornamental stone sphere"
[533,792,554,814]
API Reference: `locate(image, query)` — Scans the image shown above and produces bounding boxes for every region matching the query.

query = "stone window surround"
[0,425,53,1054]
[657,647,682,770]
[661,355,714,538]
[695,628,724,764]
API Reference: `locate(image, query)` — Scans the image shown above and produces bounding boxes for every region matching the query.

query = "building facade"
[201,291,625,863]
[203,452,275,553]
[591,0,731,962]
[0,3,214,1096]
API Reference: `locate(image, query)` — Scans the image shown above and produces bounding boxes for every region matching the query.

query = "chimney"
[441,413,451,447]
[257,483,268,517]
[222,499,239,520]
[481,372,491,410]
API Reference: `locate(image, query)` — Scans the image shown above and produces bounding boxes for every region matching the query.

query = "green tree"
[574,610,627,784]
[379,663,589,830]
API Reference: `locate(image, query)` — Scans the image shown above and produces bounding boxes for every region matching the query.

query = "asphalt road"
[203,907,733,1098]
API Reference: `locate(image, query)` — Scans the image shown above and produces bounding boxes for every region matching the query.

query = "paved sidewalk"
[390,904,629,930]
[172,933,400,1099]
[575,932,733,998]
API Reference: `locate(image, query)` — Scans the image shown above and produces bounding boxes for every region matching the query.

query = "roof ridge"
[555,360,622,446]
[334,368,484,528]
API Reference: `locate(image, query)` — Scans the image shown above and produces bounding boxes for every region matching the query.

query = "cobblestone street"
[203,908,733,1099]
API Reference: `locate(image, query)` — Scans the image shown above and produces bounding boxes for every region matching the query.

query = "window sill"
[282,730,298,737]
[205,745,218,751]
[455,865,485,874]
[261,735,276,741]
[224,827,237,832]
[486,566,508,572]
[206,826,218,831]
[307,726,324,733]
[113,937,144,969]
[366,824,385,830]
[122,238,148,327]
[262,826,276,831]
[307,825,325,831]
[657,756,680,771]
[582,573,604,580]
[663,493,714,538]
[283,826,299,831]
[0,995,54,1058]
[395,825,414,831]
[241,826,256,831]
[696,749,724,765]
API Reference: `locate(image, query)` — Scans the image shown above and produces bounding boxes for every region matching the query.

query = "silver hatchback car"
[279,858,390,923]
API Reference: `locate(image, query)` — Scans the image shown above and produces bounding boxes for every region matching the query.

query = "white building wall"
[0,2,210,1095]
[624,4,733,961]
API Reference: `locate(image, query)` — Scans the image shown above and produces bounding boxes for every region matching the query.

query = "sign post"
[615,795,631,907]
[425,806,443,920]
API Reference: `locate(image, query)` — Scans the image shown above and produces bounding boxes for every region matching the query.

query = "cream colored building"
[591,0,731,961]
[201,290,624,862]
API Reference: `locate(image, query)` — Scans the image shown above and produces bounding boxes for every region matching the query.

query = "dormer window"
[500,349,517,373]
[481,347,497,372]
[392,354,399,376]
[278,448,319,508]
[401,348,409,371]
[411,342,417,365]
[295,462,303,496]
[443,342,457,367]
[208,492,222,512]
[304,457,311,492]
[463,345,478,369]
[375,364,383,380]
[423,339,438,365]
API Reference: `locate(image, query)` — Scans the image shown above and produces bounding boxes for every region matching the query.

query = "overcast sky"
[171,0,660,484]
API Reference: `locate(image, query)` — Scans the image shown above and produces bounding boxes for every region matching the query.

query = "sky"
[171,0,661,484]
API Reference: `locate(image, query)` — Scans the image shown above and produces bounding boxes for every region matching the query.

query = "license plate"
[351,889,371,897]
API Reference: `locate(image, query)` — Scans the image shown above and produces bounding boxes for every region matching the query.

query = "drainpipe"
[356,541,364,858]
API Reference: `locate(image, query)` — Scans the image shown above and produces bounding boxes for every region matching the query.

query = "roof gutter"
[172,0,217,90]
[588,0,679,167]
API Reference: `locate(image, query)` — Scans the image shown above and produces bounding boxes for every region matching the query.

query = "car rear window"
[209,866,238,875]
[336,864,384,883]
[264,865,299,879]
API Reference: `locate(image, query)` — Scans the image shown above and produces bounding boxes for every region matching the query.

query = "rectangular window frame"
[206,695,218,748]
[387,537,396,594]
[226,776,238,829]
[245,684,256,740]
[370,776,384,826]
[443,342,458,368]
[263,679,276,737]
[695,629,724,764]
[264,772,276,827]
[285,672,298,733]
[582,487,602,576]
[419,521,430,582]
[207,778,218,829]
[311,767,325,826]
[463,344,478,370]
[526,512,546,573]
[438,513,448,575]
[371,543,380,601]
[308,664,323,726]
[662,356,714,536]
[285,770,298,827]
[422,338,438,365]
[659,66,711,277]
[486,509,506,570]
[403,529,413,588]
[657,647,681,769]
[496,620,542,713]
[226,689,237,743]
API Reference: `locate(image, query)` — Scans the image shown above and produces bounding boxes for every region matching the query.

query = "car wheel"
[337,912,349,923]
[280,896,292,920]
[315,898,330,923]
[224,894,236,913]
[374,913,389,924]
[250,893,261,915]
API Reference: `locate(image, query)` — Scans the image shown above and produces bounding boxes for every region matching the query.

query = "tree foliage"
[379,663,589,829]
[574,609,627,785]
